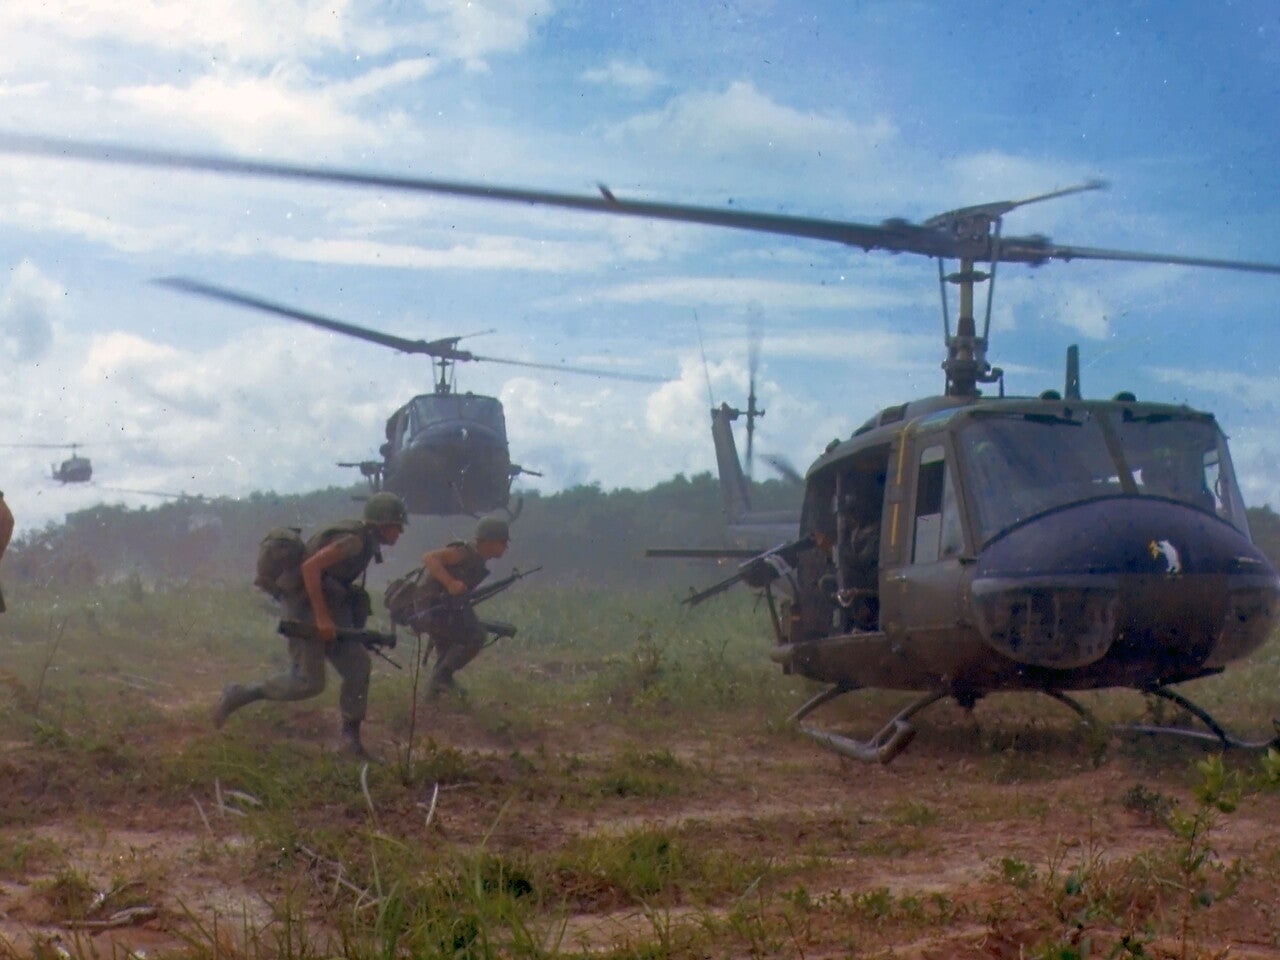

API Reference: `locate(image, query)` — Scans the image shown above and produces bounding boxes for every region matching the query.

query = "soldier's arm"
[0,494,13,563]
[300,540,351,643]
[422,545,470,596]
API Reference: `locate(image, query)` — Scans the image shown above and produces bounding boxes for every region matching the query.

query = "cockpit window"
[1111,411,1246,528]
[956,409,1246,545]
[408,394,508,439]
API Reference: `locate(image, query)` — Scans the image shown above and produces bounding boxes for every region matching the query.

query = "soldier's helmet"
[364,492,409,528]
[475,516,510,543]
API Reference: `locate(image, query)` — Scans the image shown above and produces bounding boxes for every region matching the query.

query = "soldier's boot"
[340,720,379,762]
[212,683,263,729]
[426,669,455,699]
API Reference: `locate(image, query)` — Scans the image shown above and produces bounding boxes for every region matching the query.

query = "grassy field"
[2,580,1280,958]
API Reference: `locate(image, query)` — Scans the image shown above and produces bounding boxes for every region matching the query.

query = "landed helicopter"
[155,277,660,517]
[6,135,1280,761]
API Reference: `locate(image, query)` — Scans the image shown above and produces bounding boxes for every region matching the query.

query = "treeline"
[12,481,1280,596]
[5,474,801,592]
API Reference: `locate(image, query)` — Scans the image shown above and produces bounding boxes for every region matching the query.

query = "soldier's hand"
[446,579,468,597]
[315,618,338,643]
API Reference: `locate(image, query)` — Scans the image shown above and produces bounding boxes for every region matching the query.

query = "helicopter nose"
[970,498,1279,676]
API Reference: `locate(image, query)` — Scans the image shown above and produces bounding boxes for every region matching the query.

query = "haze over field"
[2,2,1279,532]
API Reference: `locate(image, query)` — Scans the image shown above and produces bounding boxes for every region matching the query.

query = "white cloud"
[543,275,912,312]
[0,260,64,362]
[0,0,356,62]
[606,81,897,161]
[417,0,554,72]
[1149,366,1280,411]
[579,59,665,93]
[117,68,372,152]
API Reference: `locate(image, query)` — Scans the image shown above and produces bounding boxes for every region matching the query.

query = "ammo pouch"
[321,577,373,628]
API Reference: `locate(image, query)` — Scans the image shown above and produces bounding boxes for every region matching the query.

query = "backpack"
[254,527,305,598]
[383,567,427,628]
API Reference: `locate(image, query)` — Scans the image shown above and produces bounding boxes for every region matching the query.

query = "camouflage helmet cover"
[364,492,409,527]
[475,516,510,542]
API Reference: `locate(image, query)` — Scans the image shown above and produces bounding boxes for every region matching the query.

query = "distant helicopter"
[7,134,1280,761]
[0,442,95,483]
[154,277,661,517]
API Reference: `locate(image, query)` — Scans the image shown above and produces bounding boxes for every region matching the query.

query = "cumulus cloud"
[579,59,665,93]
[0,0,355,63]
[0,260,63,362]
[606,81,897,161]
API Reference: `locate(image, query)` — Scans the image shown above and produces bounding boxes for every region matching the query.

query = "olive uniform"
[421,539,492,694]
[0,490,12,614]
[258,521,380,718]
[214,497,405,755]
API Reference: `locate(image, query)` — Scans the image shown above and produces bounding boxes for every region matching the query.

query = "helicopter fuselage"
[772,394,1279,698]
[380,391,515,515]
[52,455,93,484]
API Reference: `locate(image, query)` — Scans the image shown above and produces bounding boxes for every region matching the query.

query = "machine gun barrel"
[277,620,402,669]
[683,536,813,607]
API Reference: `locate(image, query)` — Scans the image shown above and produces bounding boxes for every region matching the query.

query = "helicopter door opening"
[911,445,964,564]
[831,446,891,633]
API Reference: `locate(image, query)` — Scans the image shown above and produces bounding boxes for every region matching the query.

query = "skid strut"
[790,686,947,764]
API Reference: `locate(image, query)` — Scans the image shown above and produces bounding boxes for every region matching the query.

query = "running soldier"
[419,516,510,697]
[212,492,408,758]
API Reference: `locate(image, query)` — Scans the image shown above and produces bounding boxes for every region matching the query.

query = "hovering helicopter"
[0,442,95,483]
[154,277,660,517]
[6,134,1280,761]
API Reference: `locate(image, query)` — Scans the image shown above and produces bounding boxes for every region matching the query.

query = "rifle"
[467,565,543,607]
[682,535,813,607]
[411,566,541,652]
[277,620,402,669]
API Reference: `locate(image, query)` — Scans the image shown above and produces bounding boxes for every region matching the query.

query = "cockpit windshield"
[408,394,507,438]
[956,408,1247,545]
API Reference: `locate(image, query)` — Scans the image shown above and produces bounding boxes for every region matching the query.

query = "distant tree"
[1246,505,1280,569]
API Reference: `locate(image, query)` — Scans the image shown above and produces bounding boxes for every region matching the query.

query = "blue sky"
[1,0,1279,532]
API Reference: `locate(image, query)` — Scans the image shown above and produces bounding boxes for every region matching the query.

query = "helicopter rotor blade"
[467,353,666,383]
[999,240,1280,275]
[0,442,83,449]
[154,276,470,359]
[763,453,804,485]
[157,276,664,381]
[922,179,1109,228]
[97,485,193,500]
[693,310,715,409]
[0,133,946,253]
[6,134,1280,275]
[745,302,765,479]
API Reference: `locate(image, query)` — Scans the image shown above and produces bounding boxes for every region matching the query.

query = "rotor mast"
[941,257,1001,398]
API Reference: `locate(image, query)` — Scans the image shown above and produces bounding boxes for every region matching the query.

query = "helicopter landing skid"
[1047,688,1280,752]
[1126,686,1280,751]
[790,686,948,764]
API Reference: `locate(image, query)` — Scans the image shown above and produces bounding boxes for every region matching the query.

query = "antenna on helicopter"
[1065,344,1082,400]
[727,304,762,481]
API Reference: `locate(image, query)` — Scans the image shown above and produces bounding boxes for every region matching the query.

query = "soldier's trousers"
[425,604,486,687]
[257,592,372,723]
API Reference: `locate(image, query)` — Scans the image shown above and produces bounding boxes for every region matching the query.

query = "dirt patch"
[1,696,1278,957]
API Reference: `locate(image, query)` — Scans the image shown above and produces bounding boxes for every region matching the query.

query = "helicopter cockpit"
[956,405,1246,547]
[385,393,509,453]
[409,394,507,438]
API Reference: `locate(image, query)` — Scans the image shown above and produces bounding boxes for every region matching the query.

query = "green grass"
[3,578,1280,958]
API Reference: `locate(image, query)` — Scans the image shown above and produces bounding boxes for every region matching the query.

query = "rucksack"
[254,527,305,598]
[383,567,428,628]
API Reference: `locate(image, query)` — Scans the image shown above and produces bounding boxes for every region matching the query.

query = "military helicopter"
[154,276,660,517]
[0,442,95,483]
[6,134,1280,761]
